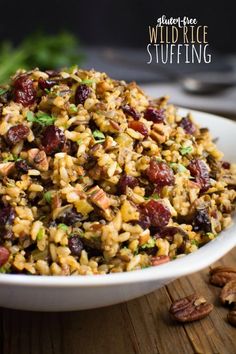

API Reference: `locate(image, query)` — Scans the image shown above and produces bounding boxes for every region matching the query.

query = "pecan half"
[28,148,49,171]
[220,280,236,306]
[169,293,213,323]
[209,266,236,287]
[227,306,236,327]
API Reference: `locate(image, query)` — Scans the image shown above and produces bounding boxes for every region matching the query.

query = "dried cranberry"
[56,208,82,225]
[158,226,188,242]
[0,205,15,242]
[0,246,10,266]
[122,104,140,120]
[179,117,196,135]
[6,124,29,146]
[13,75,36,106]
[15,159,30,173]
[188,159,210,193]
[68,236,83,256]
[38,78,57,91]
[192,209,211,233]
[222,161,231,169]
[144,108,165,123]
[139,200,171,229]
[128,120,148,137]
[146,159,175,187]
[41,125,66,155]
[117,174,138,195]
[0,206,15,227]
[75,84,90,105]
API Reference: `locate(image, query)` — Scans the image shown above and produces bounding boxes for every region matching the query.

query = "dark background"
[1,0,235,53]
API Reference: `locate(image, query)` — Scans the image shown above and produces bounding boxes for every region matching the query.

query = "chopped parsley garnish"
[27,111,56,126]
[80,79,94,85]
[37,228,44,241]
[70,104,78,113]
[0,88,8,95]
[191,239,199,246]
[170,162,188,173]
[144,193,160,201]
[43,191,52,204]
[58,223,69,231]
[0,266,7,273]
[76,139,83,145]
[179,146,193,156]
[3,154,22,162]
[141,238,156,249]
[93,129,105,143]
[206,232,215,239]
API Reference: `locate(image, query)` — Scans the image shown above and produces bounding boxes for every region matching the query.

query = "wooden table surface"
[0,248,235,354]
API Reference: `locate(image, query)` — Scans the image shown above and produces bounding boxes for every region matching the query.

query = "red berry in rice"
[41,125,66,155]
[222,161,231,169]
[144,107,165,123]
[117,174,138,195]
[75,84,91,105]
[179,117,196,135]
[192,208,212,233]
[12,75,36,106]
[128,120,148,137]
[122,104,140,120]
[188,159,210,193]
[6,124,30,145]
[38,78,57,91]
[68,236,83,256]
[146,159,175,187]
[0,246,10,266]
[139,200,171,229]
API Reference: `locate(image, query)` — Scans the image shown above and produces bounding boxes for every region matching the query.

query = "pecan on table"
[169,293,213,323]
[227,306,236,327]
[209,266,236,287]
[220,280,236,306]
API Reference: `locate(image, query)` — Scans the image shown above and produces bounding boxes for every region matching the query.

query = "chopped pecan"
[28,148,49,171]
[169,293,213,322]
[87,186,111,210]
[0,162,15,177]
[227,306,236,327]
[220,280,236,306]
[209,266,236,287]
[151,255,170,266]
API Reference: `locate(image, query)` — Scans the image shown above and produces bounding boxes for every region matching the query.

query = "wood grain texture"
[0,248,235,354]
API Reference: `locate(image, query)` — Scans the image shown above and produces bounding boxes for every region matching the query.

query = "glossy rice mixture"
[0,67,235,275]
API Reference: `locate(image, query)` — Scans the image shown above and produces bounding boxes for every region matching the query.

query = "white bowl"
[0,108,236,312]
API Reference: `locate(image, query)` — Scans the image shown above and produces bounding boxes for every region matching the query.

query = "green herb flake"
[206,232,215,240]
[177,164,188,173]
[144,193,159,201]
[179,146,193,156]
[45,88,51,94]
[191,239,199,246]
[70,104,77,113]
[37,228,44,241]
[0,88,8,96]
[0,266,7,273]
[93,130,105,140]
[44,191,52,204]
[76,139,83,145]
[27,111,56,126]
[58,223,69,231]
[141,238,156,249]
[80,79,94,85]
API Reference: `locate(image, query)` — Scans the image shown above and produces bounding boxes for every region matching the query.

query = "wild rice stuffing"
[0,67,235,275]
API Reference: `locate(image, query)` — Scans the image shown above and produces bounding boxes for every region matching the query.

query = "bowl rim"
[0,108,235,288]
